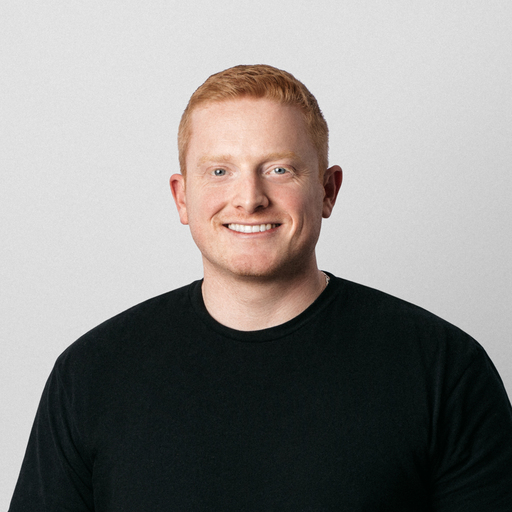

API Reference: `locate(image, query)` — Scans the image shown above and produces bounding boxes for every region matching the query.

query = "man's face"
[171,97,340,281]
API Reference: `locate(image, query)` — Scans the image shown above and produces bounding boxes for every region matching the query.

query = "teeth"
[227,223,277,233]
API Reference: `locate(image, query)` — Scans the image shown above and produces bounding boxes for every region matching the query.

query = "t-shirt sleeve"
[430,343,512,510]
[9,361,94,511]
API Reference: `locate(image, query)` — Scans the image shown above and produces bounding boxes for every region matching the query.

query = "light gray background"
[1,1,511,506]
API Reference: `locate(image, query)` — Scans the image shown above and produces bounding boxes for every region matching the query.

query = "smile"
[227,223,278,233]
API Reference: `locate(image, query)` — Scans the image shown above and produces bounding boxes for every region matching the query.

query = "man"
[10,65,512,510]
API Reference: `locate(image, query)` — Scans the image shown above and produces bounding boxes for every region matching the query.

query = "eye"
[271,167,288,175]
[212,168,226,176]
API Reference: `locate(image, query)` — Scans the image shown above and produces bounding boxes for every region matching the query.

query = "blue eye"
[213,168,226,176]
[272,167,287,175]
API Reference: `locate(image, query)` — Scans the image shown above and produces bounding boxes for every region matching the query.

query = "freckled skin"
[170,97,340,282]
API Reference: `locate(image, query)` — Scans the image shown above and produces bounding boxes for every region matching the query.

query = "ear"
[321,165,342,219]
[169,174,189,225]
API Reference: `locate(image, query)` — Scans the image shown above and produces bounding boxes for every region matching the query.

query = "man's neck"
[201,266,328,331]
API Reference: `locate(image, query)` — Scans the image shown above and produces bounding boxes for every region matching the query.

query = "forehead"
[186,98,314,163]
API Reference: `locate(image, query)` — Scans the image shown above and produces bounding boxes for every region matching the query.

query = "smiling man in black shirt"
[10,64,512,511]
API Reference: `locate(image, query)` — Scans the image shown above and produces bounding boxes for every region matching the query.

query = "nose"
[232,172,269,213]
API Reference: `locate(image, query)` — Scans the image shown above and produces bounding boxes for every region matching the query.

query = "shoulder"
[334,276,473,337]
[328,276,485,373]
[54,280,201,375]
[335,277,459,326]
[328,277,512,444]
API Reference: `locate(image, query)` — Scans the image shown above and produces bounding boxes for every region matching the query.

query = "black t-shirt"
[9,275,512,510]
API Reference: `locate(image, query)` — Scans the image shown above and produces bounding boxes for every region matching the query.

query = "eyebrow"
[197,151,305,167]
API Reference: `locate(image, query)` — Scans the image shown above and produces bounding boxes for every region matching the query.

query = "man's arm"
[431,344,512,510]
[9,362,94,511]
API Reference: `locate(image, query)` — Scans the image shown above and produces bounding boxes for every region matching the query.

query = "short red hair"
[178,64,329,176]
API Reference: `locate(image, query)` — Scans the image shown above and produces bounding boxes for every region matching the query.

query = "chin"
[226,256,308,281]
[212,257,282,280]
[204,249,315,281]
[228,264,280,279]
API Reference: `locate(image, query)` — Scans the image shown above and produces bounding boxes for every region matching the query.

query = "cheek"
[294,188,324,216]
[298,191,325,233]
[186,193,222,228]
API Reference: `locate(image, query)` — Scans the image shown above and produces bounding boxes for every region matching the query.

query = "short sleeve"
[431,344,512,510]
[9,360,94,511]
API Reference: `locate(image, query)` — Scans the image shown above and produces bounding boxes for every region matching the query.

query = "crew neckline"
[188,272,343,343]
